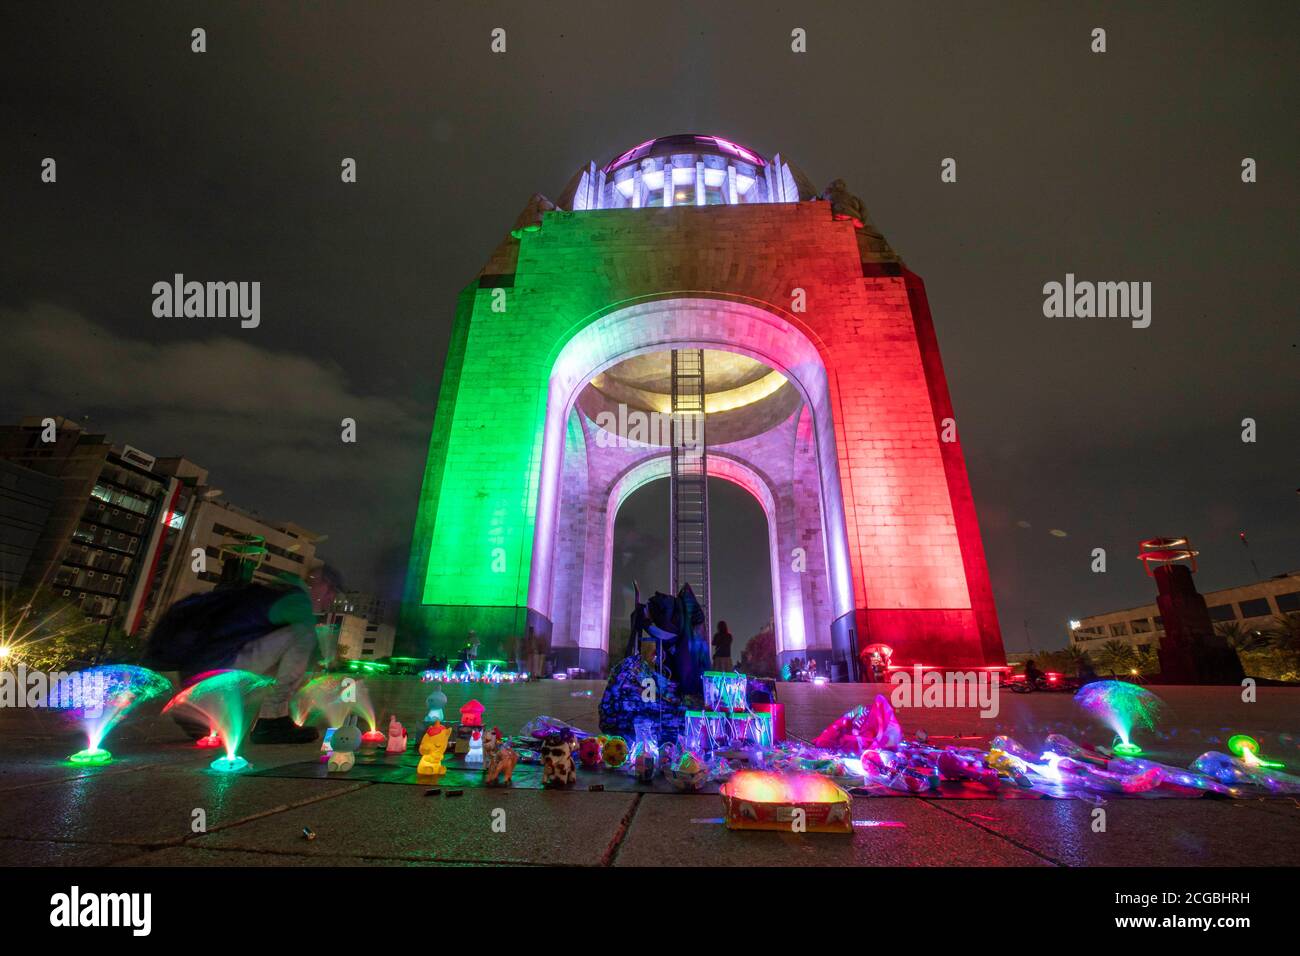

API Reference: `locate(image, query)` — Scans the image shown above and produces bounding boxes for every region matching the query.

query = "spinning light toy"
[291,674,377,736]
[162,669,275,772]
[54,665,172,766]
[195,729,223,749]
[1227,734,1284,769]
[1074,680,1165,757]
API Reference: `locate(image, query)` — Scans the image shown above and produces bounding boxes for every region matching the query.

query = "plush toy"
[601,735,628,768]
[540,730,578,787]
[484,744,519,786]
[417,722,452,777]
[385,715,407,754]
[327,715,362,772]
[577,736,602,769]
[466,730,484,766]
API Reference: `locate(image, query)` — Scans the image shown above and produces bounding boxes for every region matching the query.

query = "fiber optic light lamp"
[209,755,251,773]
[68,748,112,766]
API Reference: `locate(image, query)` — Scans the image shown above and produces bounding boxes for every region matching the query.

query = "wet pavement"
[0,678,1296,866]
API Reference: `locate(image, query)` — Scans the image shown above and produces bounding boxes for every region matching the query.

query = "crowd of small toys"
[47,663,1300,836]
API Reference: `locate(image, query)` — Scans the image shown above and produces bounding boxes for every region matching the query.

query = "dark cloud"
[1,2,1295,646]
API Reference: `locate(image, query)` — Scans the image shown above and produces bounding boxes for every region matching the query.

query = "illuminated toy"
[196,728,222,749]
[55,665,173,766]
[424,687,447,725]
[161,669,273,773]
[1227,734,1285,769]
[385,716,408,754]
[460,699,484,728]
[291,674,377,736]
[601,735,628,768]
[540,730,578,787]
[1191,751,1300,794]
[720,771,852,834]
[1074,680,1165,757]
[577,736,602,769]
[937,750,1000,790]
[484,744,519,786]
[417,722,452,777]
[466,730,484,766]
[327,716,362,772]
[813,694,902,753]
[665,753,709,792]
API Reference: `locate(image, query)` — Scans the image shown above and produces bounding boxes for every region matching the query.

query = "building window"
[1110,623,1129,637]
[1238,598,1271,619]
[1276,591,1300,613]
[1207,604,1236,622]
[1130,619,1151,633]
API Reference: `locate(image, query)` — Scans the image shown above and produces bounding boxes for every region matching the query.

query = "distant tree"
[1095,639,1137,676]
[1263,613,1300,663]
[1132,643,1160,677]
[737,622,778,679]
[0,586,129,672]
[1215,620,1270,653]
[1059,644,1092,675]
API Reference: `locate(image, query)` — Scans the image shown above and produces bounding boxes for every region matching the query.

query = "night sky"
[3,3,1295,655]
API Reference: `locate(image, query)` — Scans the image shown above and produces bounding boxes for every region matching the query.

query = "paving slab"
[195,781,638,865]
[929,796,1300,866]
[112,846,454,866]
[0,767,367,849]
[0,838,149,866]
[613,793,1053,866]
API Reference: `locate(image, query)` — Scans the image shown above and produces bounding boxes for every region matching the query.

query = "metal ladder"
[670,349,709,626]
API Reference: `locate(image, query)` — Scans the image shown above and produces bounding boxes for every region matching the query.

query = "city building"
[0,416,326,639]
[403,132,1005,676]
[0,418,201,634]
[1068,570,1300,652]
[153,492,325,610]
[0,459,60,587]
[331,591,391,627]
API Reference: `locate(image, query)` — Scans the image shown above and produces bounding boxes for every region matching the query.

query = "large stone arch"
[527,296,855,670]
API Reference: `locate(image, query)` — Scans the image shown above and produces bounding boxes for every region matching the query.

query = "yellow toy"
[601,735,628,768]
[417,722,452,777]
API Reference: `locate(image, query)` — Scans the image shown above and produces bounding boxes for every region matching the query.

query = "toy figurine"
[601,735,628,768]
[466,730,484,766]
[424,687,447,725]
[540,730,578,787]
[385,715,408,754]
[460,699,485,728]
[482,726,502,764]
[577,736,602,769]
[417,722,452,777]
[327,716,362,773]
[635,751,656,783]
[484,744,519,786]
